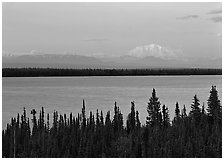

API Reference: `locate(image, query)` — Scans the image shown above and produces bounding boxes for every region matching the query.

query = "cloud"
[83,38,108,42]
[207,9,222,14]
[210,16,222,23]
[176,15,199,20]
[127,44,183,60]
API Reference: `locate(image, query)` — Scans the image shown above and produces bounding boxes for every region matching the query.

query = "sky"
[2,2,222,59]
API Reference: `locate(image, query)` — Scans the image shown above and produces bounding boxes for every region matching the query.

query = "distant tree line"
[2,68,221,77]
[2,86,221,158]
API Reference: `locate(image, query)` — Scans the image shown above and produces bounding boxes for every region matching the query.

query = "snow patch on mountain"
[127,44,183,60]
[2,51,15,57]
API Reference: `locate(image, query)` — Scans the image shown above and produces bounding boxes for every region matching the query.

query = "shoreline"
[3,68,222,77]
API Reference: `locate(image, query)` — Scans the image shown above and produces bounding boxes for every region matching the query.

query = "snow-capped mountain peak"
[127,44,181,60]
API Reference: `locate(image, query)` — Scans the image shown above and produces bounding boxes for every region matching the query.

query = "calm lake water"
[2,75,222,128]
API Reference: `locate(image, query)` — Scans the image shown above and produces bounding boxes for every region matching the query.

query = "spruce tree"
[207,86,221,125]
[31,109,37,135]
[105,111,111,127]
[146,88,161,127]
[81,100,86,129]
[96,109,100,127]
[118,108,124,132]
[162,104,170,128]
[89,111,94,131]
[130,101,136,131]
[190,94,201,125]
[100,110,104,126]
[47,113,50,132]
[105,111,112,156]
[136,111,141,129]
[175,102,180,119]
[41,107,44,130]
[113,102,124,135]
[200,102,207,128]
[53,111,58,134]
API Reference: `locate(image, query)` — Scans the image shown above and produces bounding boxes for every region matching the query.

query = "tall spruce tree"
[175,102,180,119]
[126,102,136,134]
[81,100,86,129]
[96,109,100,127]
[190,94,201,125]
[146,88,161,127]
[100,110,104,126]
[207,86,221,125]
[31,109,37,135]
[162,104,170,128]
[136,111,141,129]
[130,101,136,131]
[113,102,119,134]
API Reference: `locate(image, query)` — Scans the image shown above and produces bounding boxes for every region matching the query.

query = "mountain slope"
[2,53,221,69]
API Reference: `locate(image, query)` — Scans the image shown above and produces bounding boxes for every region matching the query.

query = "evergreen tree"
[81,100,86,129]
[146,88,161,127]
[89,111,95,131]
[207,86,221,125]
[100,110,104,126]
[31,109,37,135]
[162,104,170,128]
[200,102,207,128]
[175,102,180,119]
[105,111,113,156]
[118,109,124,132]
[96,109,100,127]
[47,113,50,132]
[41,107,45,130]
[190,94,201,125]
[127,101,136,133]
[113,102,118,133]
[130,101,136,131]
[136,111,141,129]
[112,102,123,136]
[53,111,58,134]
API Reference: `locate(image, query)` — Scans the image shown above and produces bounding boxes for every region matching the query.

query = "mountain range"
[2,44,221,69]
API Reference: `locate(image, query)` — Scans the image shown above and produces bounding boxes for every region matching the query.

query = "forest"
[2,68,222,77]
[2,86,222,158]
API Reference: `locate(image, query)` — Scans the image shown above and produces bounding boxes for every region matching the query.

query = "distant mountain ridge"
[2,53,221,69]
[2,44,221,69]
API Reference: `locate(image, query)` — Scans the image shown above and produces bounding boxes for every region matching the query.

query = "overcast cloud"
[176,15,199,20]
[210,16,222,23]
[207,9,222,14]
[3,2,222,59]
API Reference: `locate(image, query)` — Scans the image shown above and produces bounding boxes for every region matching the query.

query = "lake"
[2,75,222,128]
